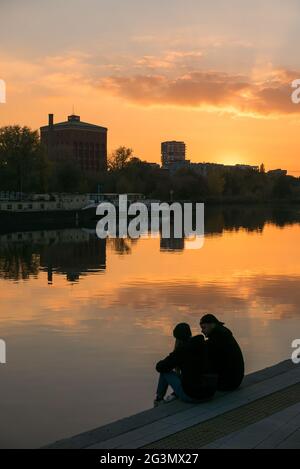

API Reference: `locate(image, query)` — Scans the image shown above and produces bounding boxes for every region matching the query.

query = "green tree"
[50,161,88,193]
[108,146,133,171]
[272,175,292,198]
[207,170,225,196]
[172,168,208,200]
[0,125,48,192]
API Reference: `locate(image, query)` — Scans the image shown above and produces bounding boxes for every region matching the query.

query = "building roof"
[40,115,107,132]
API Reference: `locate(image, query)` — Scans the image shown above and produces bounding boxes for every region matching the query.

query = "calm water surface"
[0,205,299,447]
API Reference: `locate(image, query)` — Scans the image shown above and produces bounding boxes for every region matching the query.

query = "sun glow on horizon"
[219,155,248,167]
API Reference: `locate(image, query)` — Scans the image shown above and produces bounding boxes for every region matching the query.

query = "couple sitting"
[154,314,244,406]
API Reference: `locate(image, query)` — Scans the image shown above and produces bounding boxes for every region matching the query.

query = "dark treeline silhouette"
[80,145,300,202]
[1,125,300,201]
[105,159,300,203]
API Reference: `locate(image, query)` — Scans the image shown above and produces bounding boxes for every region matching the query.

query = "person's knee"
[161,371,176,380]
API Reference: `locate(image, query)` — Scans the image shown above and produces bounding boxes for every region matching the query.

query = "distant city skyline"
[1,1,300,175]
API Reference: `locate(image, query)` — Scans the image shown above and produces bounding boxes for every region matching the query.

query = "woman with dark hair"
[154,323,217,406]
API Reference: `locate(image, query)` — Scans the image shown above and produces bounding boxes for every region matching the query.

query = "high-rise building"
[161,141,186,168]
[40,114,107,174]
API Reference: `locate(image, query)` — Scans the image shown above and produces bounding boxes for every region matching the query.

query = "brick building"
[40,114,107,173]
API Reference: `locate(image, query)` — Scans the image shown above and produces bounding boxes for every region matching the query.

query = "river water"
[0,205,299,447]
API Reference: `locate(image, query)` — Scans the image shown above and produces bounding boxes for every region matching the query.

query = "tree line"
[1,125,300,202]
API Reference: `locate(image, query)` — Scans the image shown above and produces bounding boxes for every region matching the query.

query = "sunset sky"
[1,0,300,173]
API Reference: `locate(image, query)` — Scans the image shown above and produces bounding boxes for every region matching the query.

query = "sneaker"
[165,394,178,403]
[153,398,165,407]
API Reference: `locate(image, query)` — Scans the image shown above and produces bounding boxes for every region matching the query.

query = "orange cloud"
[134,51,204,70]
[101,69,300,117]
[0,52,95,99]
[3,47,299,118]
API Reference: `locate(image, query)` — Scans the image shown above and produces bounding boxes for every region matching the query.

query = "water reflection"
[108,237,138,256]
[0,229,106,283]
[205,204,300,234]
[1,205,300,281]
[160,236,185,251]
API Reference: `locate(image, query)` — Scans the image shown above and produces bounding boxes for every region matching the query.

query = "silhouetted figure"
[200,314,244,391]
[154,323,217,406]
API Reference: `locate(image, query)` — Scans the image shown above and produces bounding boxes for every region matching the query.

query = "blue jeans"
[156,372,201,404]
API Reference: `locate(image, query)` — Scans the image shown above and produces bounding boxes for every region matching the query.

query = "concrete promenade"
[45,360,300,449]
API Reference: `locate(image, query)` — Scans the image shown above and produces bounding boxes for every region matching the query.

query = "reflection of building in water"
[108,237,140,256]
[0,229,106,282]
[40,232,106,283]
[160,236,185,252]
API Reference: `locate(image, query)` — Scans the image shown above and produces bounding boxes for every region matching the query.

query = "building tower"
[40,114,108,174]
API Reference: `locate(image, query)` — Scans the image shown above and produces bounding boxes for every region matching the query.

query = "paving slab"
[204,402,300,449]
[44,360,299,449]
[143,381,300,449]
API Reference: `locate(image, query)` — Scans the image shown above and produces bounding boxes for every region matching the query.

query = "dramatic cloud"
[2,48,300,119]
[101,68,300,117]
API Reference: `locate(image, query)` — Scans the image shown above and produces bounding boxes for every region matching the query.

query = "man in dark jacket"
[154,323,217,406]
[200,314,244,391]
